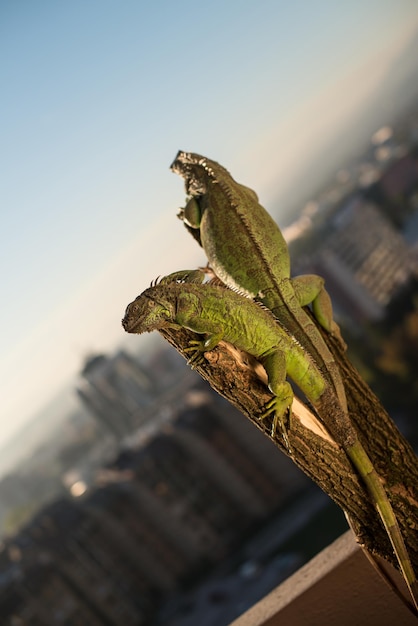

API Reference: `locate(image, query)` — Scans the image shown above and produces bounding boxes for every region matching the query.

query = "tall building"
[76,351,155,438]
[311,196,418,322]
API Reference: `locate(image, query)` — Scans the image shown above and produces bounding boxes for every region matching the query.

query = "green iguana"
[122,269,417,610]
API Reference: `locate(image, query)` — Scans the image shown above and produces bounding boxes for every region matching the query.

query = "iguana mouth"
[121,298,144,333]
[121,314,138,333]
[169,150,191,178]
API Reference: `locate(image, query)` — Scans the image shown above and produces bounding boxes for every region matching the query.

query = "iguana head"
[171,150,259,207]
[122,290,174,334]
[170,150,226,196]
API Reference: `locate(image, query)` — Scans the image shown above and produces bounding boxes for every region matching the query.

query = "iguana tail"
[348,440,418,613]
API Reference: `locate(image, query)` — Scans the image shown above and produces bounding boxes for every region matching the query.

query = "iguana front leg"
[184,327,294,450]
[258,347,294,450]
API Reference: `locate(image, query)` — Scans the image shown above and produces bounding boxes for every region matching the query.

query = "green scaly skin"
[172,147,418,612]
[122,270,417,610]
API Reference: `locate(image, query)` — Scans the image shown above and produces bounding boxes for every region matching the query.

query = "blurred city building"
[311,196,418,321]
[0,378,309,625]
[76,351,155,438]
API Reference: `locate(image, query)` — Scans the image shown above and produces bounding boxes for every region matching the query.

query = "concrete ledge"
[231,530,417,626]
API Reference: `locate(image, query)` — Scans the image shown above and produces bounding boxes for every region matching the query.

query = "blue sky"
[1,1,418,448]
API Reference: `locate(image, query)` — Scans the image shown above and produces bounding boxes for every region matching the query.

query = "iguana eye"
[127,302,140,316]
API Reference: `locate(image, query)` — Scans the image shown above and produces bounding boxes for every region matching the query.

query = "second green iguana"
[122,269,417,610]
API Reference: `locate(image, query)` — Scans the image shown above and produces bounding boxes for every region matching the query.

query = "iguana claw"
[259,397,292,453]
[184,340,206,368]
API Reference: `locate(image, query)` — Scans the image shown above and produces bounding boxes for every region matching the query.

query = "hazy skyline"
[1,2,418,450]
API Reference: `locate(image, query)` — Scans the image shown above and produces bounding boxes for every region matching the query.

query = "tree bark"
[159,324,418,578]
